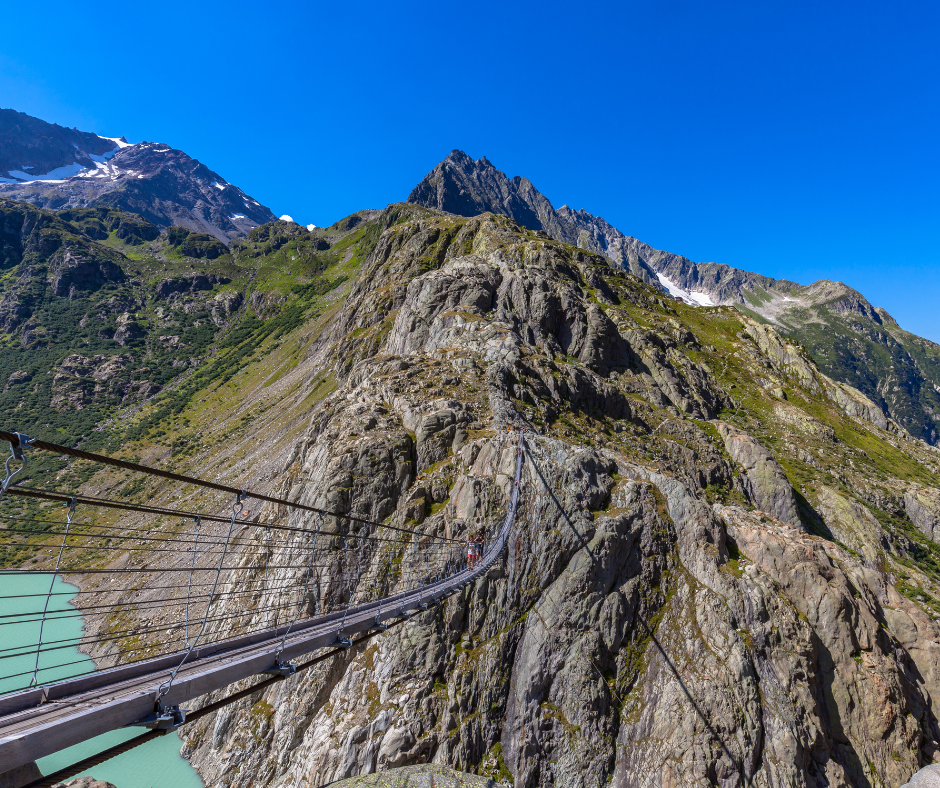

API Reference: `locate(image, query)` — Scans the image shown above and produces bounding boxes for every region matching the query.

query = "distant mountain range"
[0,110,937,445]
[408,150,940,445]
[0,109,275,241]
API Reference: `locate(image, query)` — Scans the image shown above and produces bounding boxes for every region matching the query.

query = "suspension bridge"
[0,428,527,787]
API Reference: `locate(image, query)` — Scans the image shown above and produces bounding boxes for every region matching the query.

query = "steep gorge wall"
[143,211,940,787]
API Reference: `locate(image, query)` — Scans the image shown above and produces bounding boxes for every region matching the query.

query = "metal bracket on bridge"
[132,704,187,731]
[262,661,297,678]
[374,615,388,631]
[334,633,353,649]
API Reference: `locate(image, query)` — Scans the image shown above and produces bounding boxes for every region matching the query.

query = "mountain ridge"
[408,150,940,444]
[4,204,937,788]
[0,108,276,241]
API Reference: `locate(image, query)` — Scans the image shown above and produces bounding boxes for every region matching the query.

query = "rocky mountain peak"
[408,150,940,445]
[0,107,121,179]
[408,149,552,235]
[801,279,885,321]
[0,109,275,241]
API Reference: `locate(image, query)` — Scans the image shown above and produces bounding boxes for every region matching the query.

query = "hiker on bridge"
[467,533,481,569]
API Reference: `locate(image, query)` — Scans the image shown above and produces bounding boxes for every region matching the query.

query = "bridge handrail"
[0,432,527,776]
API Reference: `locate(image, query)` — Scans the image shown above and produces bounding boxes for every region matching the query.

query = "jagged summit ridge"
[407,150,895,317]
[0,108,275,241]
[408,150,553,236]
[408,150,940,444]
[0,108,123,179]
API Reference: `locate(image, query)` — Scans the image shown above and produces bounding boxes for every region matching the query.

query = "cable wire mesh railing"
[0,430,495,697]
[0,427,527,787]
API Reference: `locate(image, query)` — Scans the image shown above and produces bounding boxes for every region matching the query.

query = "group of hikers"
[466,532,485,569]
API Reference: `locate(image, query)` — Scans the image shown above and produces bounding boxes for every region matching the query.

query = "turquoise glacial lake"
[0,572,203,788]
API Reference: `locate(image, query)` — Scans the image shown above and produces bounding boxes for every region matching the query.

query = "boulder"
[113,312,144,346]
[906,486,940,542]
[329,763,497,786]
[415,409,459,471]
[51,778,117,788]
[714,420,804,529]
[901,764,940,788]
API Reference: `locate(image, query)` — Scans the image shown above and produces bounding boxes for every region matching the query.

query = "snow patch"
[212,181,225,190]
[77,160,123,180]
[7,162,85,181]
[97,135,131,149]
[656,272,716,307]
[279,215,295,223]
[231,214,247,220]
[687,290,716,307]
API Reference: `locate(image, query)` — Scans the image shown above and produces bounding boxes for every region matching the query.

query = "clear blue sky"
[2,0,938,341]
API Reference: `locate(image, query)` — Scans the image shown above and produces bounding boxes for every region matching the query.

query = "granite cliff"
[1,136,940,786]
[10,206,938,787]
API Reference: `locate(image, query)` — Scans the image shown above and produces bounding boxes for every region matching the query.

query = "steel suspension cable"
[259,523,273,629]
[156,491,243,702]
[0,432,456,536]
[0,559,448,663]
[0,593,331,688]
[0,434,27,495]
[29,497,76,688]
[21,617,413,788]
[337,532,365,641]
[0,577,332,627]
[4,485,465,543]
[274,512,323,664]
[184,517,201,649]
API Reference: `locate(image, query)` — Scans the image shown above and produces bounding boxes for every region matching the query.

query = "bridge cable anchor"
[263,660,297,678]
[1,432,31,495]
[334,632,353,649]
[132,704,187,731]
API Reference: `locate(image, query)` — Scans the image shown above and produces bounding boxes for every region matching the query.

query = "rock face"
[814,484,885,564]
[714,420,804,529]
[328,764,501,786]
[906,486,940,542]
[0,108,119,177]
[407,151,940,446]
[137,208,940,788]
[50,779,117,788]
[902,764,940,787]
[0,109,275,240]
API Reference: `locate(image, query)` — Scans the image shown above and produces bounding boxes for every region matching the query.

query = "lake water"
[0,573,204,788]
